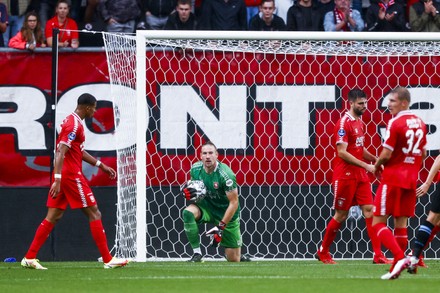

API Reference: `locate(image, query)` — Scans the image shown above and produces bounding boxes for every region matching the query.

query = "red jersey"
[45,16,79,45]
[57,112,85,175]
[332,112,369,182]
[381,110,427,189]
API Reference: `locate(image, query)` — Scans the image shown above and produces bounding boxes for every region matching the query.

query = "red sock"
[25,219,55,259]
[89,219,112,263]
[374,223,404,260]
[394,227,408,254]
[365,217,382,256]
[320,218,341,253]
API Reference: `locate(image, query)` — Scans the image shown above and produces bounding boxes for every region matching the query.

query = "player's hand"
[206,221,226,247]
[385,12,396,21]
[49,180,61,198]
[378,7,386,19]
[365,164,375,173]
[101,163,117,180]
[373,165,383,180]
[416,183,430,198]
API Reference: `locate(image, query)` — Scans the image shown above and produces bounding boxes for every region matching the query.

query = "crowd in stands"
[1,0,440,49]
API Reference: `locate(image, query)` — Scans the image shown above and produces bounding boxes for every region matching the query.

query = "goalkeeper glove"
[180,182,199,202]
[206,221,226,247]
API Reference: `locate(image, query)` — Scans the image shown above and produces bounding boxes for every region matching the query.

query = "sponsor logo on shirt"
[338,129,346,137]
[226,179,233,187]
[404,156,415,164]
[68,132,76,141]
[355,136,365,147]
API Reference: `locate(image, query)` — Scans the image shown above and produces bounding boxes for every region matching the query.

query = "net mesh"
[103,32,440,260]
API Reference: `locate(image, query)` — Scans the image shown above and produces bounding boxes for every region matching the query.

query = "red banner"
[0,50,438,187]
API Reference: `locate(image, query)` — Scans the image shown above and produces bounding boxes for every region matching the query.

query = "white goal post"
[103,31,440,262]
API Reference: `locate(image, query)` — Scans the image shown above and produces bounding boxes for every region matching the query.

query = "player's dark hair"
[347,88,366,103]
[56,0,70,8]
[390,87,411,104]
[202,141,217,151]
[177,0,192,5]
[77,93,97,106]
[261,0,275,5]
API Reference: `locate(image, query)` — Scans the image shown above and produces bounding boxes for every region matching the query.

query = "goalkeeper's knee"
[183,209,196,224]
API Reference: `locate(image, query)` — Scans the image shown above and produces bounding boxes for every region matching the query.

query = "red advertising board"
[0,50,437,187]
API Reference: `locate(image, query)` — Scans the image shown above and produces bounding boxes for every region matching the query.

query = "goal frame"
[134,30,440,262]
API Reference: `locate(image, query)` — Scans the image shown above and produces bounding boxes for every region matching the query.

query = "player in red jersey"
[372,87,427,280]
[45,0,79,48]
[317,89,391,265]
[21,93,129,270]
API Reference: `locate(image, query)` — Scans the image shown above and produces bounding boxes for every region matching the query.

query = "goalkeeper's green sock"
[183,210,200,250]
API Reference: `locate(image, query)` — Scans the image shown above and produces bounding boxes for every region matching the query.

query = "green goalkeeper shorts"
[196,205,242,248]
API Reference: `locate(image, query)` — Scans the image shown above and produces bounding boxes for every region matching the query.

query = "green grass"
[1,260,439,293]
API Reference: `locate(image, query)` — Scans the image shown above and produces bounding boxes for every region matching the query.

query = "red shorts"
[373,183,416,217]
[332,179,373,210]
[47,173,97,209]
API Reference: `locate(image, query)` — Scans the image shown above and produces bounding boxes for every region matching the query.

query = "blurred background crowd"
[1,0,439,48]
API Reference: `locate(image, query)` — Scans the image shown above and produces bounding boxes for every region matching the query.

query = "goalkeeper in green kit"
[181,141,248,262]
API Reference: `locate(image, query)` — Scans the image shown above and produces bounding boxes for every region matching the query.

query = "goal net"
[103,31,440,261]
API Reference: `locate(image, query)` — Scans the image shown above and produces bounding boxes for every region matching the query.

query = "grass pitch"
[1,259,439,293]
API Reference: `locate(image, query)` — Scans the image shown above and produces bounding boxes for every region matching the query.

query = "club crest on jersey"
[68,132,76,141]
[213,182,219,189]
[338,129,346,137]
[337,198,345,207]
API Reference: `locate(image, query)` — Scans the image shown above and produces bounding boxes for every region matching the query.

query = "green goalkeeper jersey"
[190,160,240,222]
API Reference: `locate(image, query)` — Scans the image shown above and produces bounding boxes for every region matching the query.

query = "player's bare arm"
[336,143,374,172]
[82,150,117,180]
[416,154,440,197]
[373,147,392,178]
[363,148,377,163]
[49,143,69,198]
[222,188,239,225]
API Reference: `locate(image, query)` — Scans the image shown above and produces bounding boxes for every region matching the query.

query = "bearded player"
[21,93,129,269]
[181,141,248,262]
[317,89,391,264]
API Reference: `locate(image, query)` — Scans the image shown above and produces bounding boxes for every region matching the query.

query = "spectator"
[317,0,335,16]
[286,0,324,31]
[9,11,46,50]
[409,0,440,31]
[199,0,247,30]
[365,0,407,31]
[249,0,286,30]
[142,0,176,30]
[0,2,7,47]
[99,0,142,33]
[275,0,294,23]
[83,0,100,30]
[39,0,57,39]
[324,0,364,31]
[245,0,262,24]
[164,0,197,30]
[3,0,29,47]
[352,0,363,16]
[45,0,79,48]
